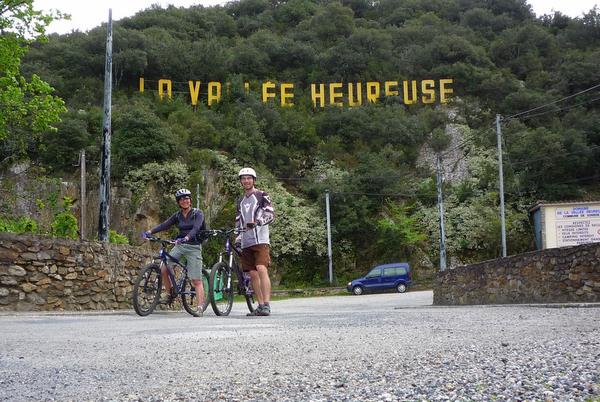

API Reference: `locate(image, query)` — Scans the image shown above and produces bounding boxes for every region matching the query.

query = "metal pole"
[196,182,200,210]
[80,149,86,240]
[98,9,113,242]
[436,155,447,271]
[496,114,507,257]
[325,190,333,284]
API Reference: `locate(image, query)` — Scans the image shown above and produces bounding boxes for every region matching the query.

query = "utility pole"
[196,182,200,210]
[496,114,507,257]
[80,149,86,240]
[98,9,113,242]
[436,155,447,271]
[325,190,333,284]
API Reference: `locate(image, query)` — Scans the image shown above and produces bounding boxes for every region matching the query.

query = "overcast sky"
[34,0,599,35]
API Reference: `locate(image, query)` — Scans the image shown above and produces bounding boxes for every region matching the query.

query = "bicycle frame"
[153,240,192,299]
[216,232,252,296]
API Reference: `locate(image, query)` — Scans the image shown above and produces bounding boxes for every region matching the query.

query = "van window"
[365,268,381,278]
[383,267,407,277]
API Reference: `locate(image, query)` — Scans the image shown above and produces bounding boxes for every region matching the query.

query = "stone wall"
[0,232,151,311]
[434,242,600,305]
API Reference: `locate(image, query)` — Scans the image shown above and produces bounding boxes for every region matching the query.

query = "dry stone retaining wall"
[0,232,150,311]
[434,242,600,305]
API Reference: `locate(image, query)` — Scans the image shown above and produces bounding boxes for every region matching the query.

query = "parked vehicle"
[346,262,412,295]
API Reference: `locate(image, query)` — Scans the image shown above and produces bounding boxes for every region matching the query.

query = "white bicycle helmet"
[175,188,192,201]
[238,167,257,180]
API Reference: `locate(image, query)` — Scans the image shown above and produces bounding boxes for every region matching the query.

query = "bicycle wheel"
[181,270,210,317]
[132,263,162,316]
[237,264,259,313]
[209,262,234,316]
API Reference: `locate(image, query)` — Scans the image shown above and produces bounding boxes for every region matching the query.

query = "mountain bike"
[204,228,259,316]
[132,237,210,317]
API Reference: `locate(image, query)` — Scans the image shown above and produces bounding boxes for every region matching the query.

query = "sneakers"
[258,304,271,316]
[247,304,271,316]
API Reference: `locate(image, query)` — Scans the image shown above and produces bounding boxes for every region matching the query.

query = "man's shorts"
[240,244,271,272]
[170,243,203,280]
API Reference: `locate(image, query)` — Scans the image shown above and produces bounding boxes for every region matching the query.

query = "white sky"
[35,0,599,35]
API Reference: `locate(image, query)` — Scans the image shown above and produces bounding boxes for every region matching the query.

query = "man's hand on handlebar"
[141,231,152,239]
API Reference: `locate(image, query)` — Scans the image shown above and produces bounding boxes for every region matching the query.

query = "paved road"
[0,291,599,401]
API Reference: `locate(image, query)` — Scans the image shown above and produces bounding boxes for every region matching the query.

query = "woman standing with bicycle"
[143,188,206,317]
[236,167,275,316]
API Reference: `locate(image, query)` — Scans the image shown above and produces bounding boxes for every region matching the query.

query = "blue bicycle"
[132,237,209,317]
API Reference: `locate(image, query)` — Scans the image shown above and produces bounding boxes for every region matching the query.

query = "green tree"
[37,110,91,172]
[112,100,176,178]
[309,2,355,44]
[0,0,66,143]
[375,201,426,261]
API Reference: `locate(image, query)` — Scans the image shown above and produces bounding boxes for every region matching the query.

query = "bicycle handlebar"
[144,236,177,246]
[197,228,246,238]
[143,229,245,246]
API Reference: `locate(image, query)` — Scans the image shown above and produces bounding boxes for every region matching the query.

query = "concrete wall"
[0,232,150,311]
[434,242,600,305]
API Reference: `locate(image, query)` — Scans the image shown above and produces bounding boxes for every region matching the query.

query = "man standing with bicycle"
[236,167,275,316]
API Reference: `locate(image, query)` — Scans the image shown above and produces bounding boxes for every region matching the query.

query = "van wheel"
[396,283,407,293]
[352,286,364,295]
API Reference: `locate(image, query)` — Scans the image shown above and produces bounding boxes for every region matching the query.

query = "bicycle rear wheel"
[132,263,162,316]
[237,264,258,313]
[181,269,210,317]
[209,262,234,316]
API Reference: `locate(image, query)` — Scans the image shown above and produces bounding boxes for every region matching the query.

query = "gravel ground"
[0,291,599,401]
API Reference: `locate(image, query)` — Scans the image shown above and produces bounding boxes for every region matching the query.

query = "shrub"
[109,230,129,244]
[0,216,38,233]
[50,196,78,239]
[50,211,78,239]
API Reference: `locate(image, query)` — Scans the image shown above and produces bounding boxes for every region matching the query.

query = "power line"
[504,83,600,120]
[331,191,416,198]
[506,145,600,167]
[516,96,600,121]
[502,174,600,197]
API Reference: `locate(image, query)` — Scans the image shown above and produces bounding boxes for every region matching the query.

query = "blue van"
[346,262,412,295]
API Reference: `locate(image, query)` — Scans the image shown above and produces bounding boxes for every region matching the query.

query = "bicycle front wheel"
[181,269,210,317]
[132,263,162,317]
[209,262,234,316]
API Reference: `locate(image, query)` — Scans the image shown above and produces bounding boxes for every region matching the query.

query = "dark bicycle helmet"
[175,188,192,201]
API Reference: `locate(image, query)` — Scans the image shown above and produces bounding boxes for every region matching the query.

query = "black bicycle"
[132,237,210,317]
[205,228,258,316]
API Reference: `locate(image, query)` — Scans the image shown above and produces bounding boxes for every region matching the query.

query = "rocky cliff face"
[416,122,471,184]
[0,161,162,243]
[0,162,231,244]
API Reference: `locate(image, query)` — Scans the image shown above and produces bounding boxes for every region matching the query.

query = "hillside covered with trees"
[2,0,600,285]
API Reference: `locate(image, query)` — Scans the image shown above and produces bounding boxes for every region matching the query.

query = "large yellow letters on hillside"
[139,78,454,107]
